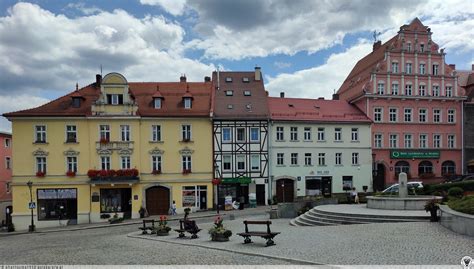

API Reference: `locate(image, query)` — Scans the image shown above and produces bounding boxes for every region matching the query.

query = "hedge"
[424,181,474,194]
[448,196,474,215]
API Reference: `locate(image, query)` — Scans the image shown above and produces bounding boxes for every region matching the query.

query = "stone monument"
[398,172,408,198]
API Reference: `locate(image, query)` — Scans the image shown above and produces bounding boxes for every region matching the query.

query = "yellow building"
[4,73,214,230]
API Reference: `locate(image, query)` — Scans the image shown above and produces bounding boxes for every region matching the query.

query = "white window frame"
[405,84,413,96]
[222,127,232,142]
[419,134,428,149]
[433,109,441,123]
[374,107,383,122]
[351,128,359,142]
[276,127,284,141]
[433,134,441,148]
[335,128,342,141]
[152,155,162,172]
[445,86,453,97]
[374,133,383,148]
[120,125,130,142]
[404,108,412,122]
[184,98,192,109]
[290,127,298,141]
[35,125,47,143]
[317,128,325,141]
[389,134,398,148]
[391,62,398,73]
[432,64,439,75]
[377,83,385,95]
[389,108,398,122]
[290,153,298,165]
[351,153,359,165]
[236,155,245,171]
[432,86,440,97]
[304,127,311,141]
[419,108,427,123]
[419,64,426,75]
[335,153,342,165]
[447,135,455,149]
[121,156,131,169]
[236,127,246,142]
[223,155,232,171]
[36,157,47,173]
[405,63,412,74]
[66,156,77,173]
[276,153,284,166]
[100,156,110,170]
[304,153,312,166]
[447,109,455,123]
[182,155,192,171]
[419,85,426,96]
[404,134,413,148]
[318,153,326,166]
[391,83,399,95]
[250,127,260,142]
[66,125,77,143]
[111,94,119,105]
[152,125,161,142]
[251,155,260,171]
[99,125,110,141]
[154,98,162,109]
[182,125,192,141]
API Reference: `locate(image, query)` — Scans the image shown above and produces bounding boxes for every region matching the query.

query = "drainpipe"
[462,100,465,175]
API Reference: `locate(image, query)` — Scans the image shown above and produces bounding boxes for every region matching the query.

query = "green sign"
[222,177,252,184]
[390,150,440,159]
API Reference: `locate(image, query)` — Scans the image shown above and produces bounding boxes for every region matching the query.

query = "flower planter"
[211,234,230,242]
[429,208,439,222]
[156,231,169,236]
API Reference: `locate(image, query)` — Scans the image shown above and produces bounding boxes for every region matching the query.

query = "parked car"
[444,174,474,183]
[382,182,424,193]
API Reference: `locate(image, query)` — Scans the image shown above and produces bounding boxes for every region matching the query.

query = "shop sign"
[182,190,196,207]
[390,150,440,159]
[38,189,77,199]
[316,171,330,175]
[222,177,251,184]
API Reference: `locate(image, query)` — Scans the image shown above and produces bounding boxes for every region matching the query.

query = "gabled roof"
[268,97,371,123]
[211,71,269,119]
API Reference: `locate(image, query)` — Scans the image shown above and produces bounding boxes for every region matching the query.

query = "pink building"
[337,18,465,191]
[0,131,12,225]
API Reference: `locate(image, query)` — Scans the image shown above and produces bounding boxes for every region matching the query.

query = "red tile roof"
[3,81,212,118]
[268,97,371,123]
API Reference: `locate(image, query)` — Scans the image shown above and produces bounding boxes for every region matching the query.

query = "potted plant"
[66,170,76,177]
[108,213,124,224]
[154,215,171,236]
[100,137,109,144]
[209,215,232,242]
[182,169,191,175]
[424,199,440,222]
[151,169,161,175]
[87,169,99,178]
[36,171,46,178]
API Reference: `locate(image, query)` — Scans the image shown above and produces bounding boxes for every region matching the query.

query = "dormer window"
[242,77,250,83]
[184,98,192,109]
[225,77,232,82]
[72,97,81,108]
[154,98,162,109]
[244,90,251,96]
[225,90,233,96]
[107,94,123,105]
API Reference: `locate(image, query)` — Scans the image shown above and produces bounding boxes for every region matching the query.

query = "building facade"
[458,66,474,173]
[269,96,372,202]
[4,72,214,230]
[337,18,465,190]
[0,132,12,225]
[212,68,270,206]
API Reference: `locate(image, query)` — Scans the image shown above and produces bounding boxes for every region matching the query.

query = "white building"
[268,96,372,202]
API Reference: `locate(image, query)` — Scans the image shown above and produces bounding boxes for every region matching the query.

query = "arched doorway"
[146,186,170,216]
[441,161,456,176]
[395,161,410,179]
[373,163,385,192]
[276,178,294,203]
[418,161,433,176]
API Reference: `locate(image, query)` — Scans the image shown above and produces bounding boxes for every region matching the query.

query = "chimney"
[449,64,456,70]
[373,41,382,51]
[255,66,261,81]
[318,97,325,100]
[280,92,285,98]
[95,74,102,87]
[204,76,211,82]
[332,93,339,100]
[180,74,187,82]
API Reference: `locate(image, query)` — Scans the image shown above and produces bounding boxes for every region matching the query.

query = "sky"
[0,0,473,132]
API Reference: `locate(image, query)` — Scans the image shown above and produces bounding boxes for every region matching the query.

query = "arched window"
[441,161,456,175]
[418,161,433,176]
[395,161,410,174]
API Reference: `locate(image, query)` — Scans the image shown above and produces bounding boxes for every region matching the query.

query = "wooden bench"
[237,220,280,246]
[138,219,156,234]
[174,219,201,239]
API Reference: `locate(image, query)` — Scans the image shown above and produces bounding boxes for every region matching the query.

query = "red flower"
[107,169,116,177]
[131,168,139,177]
[99,170,108,177]
[36,171,46,178]
[87,169,99,178]
[66,171,76,177]
[152,169,161,175]
[212,178,221,185]
[116,169,125,177]
[99,137,109,144]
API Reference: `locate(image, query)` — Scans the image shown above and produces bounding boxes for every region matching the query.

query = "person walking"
[171,200,177,215]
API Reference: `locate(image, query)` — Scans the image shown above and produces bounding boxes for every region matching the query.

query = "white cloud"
[65,3,103,15]
[274,61,292,69]
[265,41,372,99]
[140,0,187,16]
[0,95,50,132]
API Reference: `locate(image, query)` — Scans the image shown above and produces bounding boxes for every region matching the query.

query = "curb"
[127,232,331,266]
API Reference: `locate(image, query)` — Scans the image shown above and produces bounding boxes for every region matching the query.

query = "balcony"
[96,141,134,154]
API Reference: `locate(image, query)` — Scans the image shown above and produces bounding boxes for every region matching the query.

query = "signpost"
[28,202,36,209]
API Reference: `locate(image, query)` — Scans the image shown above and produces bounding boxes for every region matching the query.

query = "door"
[5,206,12,226]
[374,164,386,192]
[256,184,266,205]
[322,177,332,197]
[276,178,294,202]
[122,189,132,219]
[200,190,207,210]
[146,186,170,216]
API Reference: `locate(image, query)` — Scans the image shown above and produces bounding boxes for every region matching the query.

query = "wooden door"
[276,178,294,202]
[256,184,266,205]
[146,186,170,216]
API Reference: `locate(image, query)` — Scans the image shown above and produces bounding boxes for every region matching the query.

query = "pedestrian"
[239,196,245,210]
[171,200,177,215]
[351,187,359,204]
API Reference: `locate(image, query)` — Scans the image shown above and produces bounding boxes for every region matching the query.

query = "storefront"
[99,188,132,219]
[182,185,207,210]
[305,176,332,197]
[37,188,77,224]
[217,177,251,206]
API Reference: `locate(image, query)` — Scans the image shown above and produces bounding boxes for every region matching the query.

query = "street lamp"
[27,181,35,232]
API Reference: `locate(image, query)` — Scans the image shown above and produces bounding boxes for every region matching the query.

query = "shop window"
[342,176,353,191]
[418,161,433,175]
[37,189,77,221]
[394,161,410,177]
[182,186,197,207]
[100,189,128,213]
[441,161,456,176]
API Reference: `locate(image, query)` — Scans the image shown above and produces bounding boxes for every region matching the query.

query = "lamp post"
[27,181,35,232]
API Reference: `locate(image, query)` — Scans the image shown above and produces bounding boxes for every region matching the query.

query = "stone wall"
[439,205,474,237]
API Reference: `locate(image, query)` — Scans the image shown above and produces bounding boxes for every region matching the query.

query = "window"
[433,64,439,75]
[66,156,77,173]
[433,134,441,148]
[99,125,110,141]
[318,153,326,166]
[389,108,398,122]
[6,182,11,193]
[389,134,398,148]
[445,86,453,97]
[152,155,162,172]
[447,109,455,123]
[448,135,455,148]
[395,161,410,174]
[182,125,191,141]
[236,128,245,142]
[419,64,426,75]
[101,156,110,170]
[374,134,383,148]
[304,127,311,141]
[277,153,284,165]
[66,125,77,143]
[377,83,385,95]
[250,127,259,142]
[317,128,325,141]
[184,98,192,109]
[120,125,130,142]
[108,94,123,105]
[335,128,342,141]
[351,128,359,141]
[276,127,284,141]
[404,134,412,148]
[291,153,298,165]
[121,156,131,169]
[38,188,77,220]
[419,85,426,96]
[72,98,81,108]
[222,155,231,171]
[420,44,425,52]
[405,84,413,95]
[405,63,412,74]
[351,153,359,165]
[243,90,251,96]
[222,128,231,142]
[36,157,46,173]
[154,98,162,109]
[419,109,427,123]
[441,161,456,175]
[392,62,398,73]
[404,108,412,122]
[433,109,441,123]
[418,161,433,175]
[335,153,342,165]
[152,125,161,142]
[225,90,233,96]
[432,86,440,97]
[290,127,298,141]
[182,156,192,171]
[4,138,10,147]
[5,157,11,169]
[406,43,412,52]
[304,153,312,166]
[251,155,260,171]
[236,155,245,171]
[419,134,427,148]
[374,108,383,122]
[35,125,47,143]
[391,83,399,95]
[225,77,232,82]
